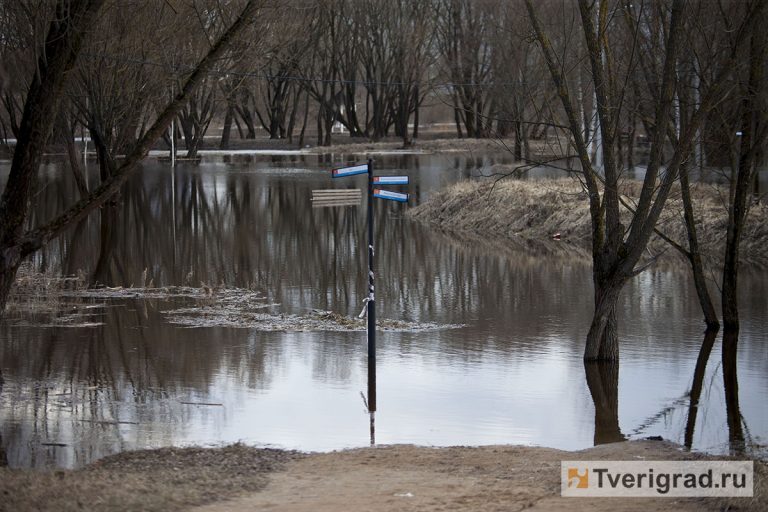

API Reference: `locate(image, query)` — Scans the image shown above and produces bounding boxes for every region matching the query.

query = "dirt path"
[192,442,765,512]
[2,441,764,511]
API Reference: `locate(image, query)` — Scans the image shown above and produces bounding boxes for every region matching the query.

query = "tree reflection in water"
[1,155,766,467]
[722,329,745,456]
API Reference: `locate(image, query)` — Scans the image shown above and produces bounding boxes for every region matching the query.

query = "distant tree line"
[0,0,765,358]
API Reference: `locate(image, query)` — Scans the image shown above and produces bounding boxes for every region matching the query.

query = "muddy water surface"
[0,152,766,468]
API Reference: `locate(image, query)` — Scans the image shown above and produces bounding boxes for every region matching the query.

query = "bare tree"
[721,4,767,332]
[435,0,498,138]
[0,0,266,313]
[525,0,762,360]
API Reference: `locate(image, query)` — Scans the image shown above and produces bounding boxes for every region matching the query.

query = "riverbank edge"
[0,134,557,160]
[407,178,768,269]
[1,440,764,512]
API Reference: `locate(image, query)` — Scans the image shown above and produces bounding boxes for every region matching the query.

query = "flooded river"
[1,152,766,468]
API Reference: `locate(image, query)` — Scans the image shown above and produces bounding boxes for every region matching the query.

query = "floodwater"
[0,152,766,469]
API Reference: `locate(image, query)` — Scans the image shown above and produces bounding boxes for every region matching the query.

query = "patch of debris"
[165,307,463,332]
[9,275,462,332]
[62,285,227,301]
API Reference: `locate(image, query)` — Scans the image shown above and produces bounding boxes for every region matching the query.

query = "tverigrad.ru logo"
[561,461,753,497]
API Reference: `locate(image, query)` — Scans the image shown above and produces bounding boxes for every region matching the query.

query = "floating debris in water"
[165,307,463,332]
[11,280,462,332]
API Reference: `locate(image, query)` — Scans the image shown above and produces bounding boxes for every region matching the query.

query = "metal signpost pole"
[322,160,408,440]
[367,157,376,413]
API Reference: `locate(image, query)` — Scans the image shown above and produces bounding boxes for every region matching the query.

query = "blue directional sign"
[332,164,368,178]
[373,188,408,202]
[373,176,409,185]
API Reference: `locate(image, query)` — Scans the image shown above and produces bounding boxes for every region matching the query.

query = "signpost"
[318,158,409,432]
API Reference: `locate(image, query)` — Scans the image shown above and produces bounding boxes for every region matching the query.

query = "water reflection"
[722,329,745,455]
[0,154,766,468]
[684,329,718,449]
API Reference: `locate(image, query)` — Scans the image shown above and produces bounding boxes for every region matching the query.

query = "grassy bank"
[408,178,768,269]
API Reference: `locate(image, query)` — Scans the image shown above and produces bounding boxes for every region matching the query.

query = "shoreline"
[2,440,765,511]
[0,135,560,160]
[407,178,768,269]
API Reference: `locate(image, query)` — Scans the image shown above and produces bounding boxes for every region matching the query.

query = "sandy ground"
[2,441,764,511]
[192,442,766,512]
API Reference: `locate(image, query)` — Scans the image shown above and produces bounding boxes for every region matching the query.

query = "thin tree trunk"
[220,104,233,149]
[722,19,766,330]
[453,105,463,138]
[298,89,310,147]
[316,105,324,146]
[64,121,89,197]
[679,159,719,328]
[412,86,420,140]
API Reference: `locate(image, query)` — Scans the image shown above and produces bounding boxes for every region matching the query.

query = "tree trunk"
[316,105,324,146]
[584,361,625,445]
[220,104,233,149]
[63,121,89,197]
[514,120,523,161]
[453,105,463,138]
[91,203,117,286]
[0,0,104,312]
[722,19,766,330]
[233,114,245,139]
[298,90,310,147]
[412,86,420,140]
[679,159,719,329]
[584,279,621,361]
[400,88,411,149]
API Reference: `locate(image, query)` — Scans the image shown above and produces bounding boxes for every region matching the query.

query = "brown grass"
[301,136,565,157]
[408,178,768,268]
[0,445,301,512]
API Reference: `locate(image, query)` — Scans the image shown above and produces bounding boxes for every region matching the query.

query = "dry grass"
[0,445,301,512]
[4,265,93,325]
[301,136,566,157]
[408,178,768,268]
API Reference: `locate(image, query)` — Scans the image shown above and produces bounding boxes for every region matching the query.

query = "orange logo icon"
[567,468,589,489]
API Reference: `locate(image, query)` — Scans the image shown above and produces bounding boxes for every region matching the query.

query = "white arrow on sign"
[373,188,408,202]
[332,164,368,178]
[373,176,409,185]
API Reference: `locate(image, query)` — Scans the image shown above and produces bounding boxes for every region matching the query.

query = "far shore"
[407,178,768,270]
[0,133,563,160]
[1,440,765,512]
